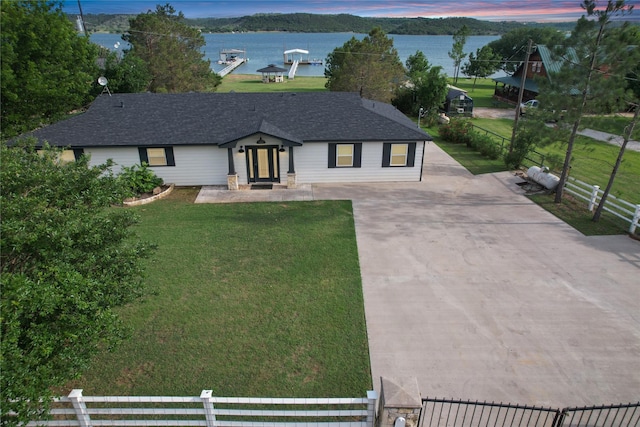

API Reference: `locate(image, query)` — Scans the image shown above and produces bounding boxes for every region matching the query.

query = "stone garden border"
[123,184,174,207]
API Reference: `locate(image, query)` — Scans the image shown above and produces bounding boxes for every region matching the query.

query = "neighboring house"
[19,92,431,189]
[443,85,473,117]
[492,45,576,104]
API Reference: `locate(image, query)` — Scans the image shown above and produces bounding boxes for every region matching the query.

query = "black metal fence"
[558,402,640,427]
[420,398,640,427]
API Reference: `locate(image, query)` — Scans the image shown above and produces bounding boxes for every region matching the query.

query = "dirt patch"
[473,107,516,119]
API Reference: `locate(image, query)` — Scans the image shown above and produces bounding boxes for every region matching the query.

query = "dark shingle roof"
[22,92,431,148]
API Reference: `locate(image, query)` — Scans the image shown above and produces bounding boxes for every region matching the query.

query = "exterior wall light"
[238,146,245,153]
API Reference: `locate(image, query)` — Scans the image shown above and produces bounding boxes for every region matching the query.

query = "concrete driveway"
[197,142,639,406]
[312,142,640,407]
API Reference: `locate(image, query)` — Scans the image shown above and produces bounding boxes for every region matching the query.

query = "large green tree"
[0,0,99,138]
[0,143,155,425]
[103,51,152,93]
[536,0,635,203]
[393,51,448,126]
[325,27,405,103]
[123,3,220,93]
[462,45,500,89]
[448,25,469,83]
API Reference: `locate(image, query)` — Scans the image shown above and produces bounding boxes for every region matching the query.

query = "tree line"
[76,12,575,35]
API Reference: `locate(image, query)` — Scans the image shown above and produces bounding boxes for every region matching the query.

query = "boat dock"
[283,48,323,66]
[217,48,247,76]
[217,58,246,77]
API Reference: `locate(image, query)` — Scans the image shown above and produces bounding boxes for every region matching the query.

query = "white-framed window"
[336,144,354,167]
[37,149,81,164]
[390,144,408,166]
[532,61,542,73]
[328,143,362,168]
[147,148,168,166]
[382,143,415,168]
[138,147,175,167]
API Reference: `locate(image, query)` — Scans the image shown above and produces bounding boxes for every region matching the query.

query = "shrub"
[118,163,164,195]
[474,134,502,160]
[504,128,537,169]
[439,119,473,145]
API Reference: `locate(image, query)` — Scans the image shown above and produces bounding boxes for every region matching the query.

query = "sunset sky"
[64,0,639,22]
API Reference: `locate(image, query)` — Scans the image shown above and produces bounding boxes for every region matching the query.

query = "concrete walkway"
[195,143,640,407]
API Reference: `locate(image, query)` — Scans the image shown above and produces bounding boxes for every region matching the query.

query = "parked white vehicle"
[519,99,539,115]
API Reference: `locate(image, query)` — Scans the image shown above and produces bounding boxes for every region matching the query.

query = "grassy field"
[67,189,371,397]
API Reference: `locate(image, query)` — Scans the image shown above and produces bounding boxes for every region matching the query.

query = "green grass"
[533,136,640,205]
[528,193,637,236]
[449,77,512,108]
[218,74,328,92]
[67,189,371,397]
[424,124,508,175]
[581,115,640,141]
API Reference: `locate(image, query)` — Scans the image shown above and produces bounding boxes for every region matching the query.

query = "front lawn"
[66,190,371,397]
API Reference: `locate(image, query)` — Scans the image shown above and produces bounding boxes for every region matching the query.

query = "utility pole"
[509,39,533,153]
[77,0,89,37]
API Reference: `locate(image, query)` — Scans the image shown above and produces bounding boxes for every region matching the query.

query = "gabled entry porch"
[221,133,300,191]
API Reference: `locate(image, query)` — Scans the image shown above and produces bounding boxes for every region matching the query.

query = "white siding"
[85,147,139,175]
[83,140,424,186]
[295,142,424,183]
[86,146,228,186]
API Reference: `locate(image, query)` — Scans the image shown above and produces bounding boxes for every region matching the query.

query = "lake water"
[91,32,502,78]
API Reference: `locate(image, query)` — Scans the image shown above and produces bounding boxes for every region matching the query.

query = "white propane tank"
[526,166,560,190]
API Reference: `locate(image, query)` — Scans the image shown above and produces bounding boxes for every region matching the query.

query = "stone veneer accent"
[227,174,239,190]
[287,173,297,189]
[376,377,422,427]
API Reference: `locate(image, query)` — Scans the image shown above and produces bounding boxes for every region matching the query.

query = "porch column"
[226,147,239,191]
[287,146,297,189]
[288,146,295,173]
[227,147,236,175]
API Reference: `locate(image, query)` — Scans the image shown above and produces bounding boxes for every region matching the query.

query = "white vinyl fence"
[564,177,640,233]
[23,389,378,427]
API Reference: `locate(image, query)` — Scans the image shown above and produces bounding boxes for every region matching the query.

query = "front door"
[247,146,280,183]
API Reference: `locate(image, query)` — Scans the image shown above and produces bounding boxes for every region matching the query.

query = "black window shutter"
[138,147,149,164]
[72,148,84,161]
[353,143,362,168]
[382,143,391,167]
[328,143,337,168]
[165,147,175,166]
[407,143,416,167]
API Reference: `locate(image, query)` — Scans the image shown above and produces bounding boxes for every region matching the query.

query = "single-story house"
[18,92,432,189]
[443,85,473,117]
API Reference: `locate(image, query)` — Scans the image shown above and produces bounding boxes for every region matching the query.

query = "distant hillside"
[72,12,576,35]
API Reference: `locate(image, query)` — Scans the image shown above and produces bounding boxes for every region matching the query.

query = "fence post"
[201,390,217,427]
[376,378,422,427]
[367,390,379,427]
[588,185,600,211]
[68,389,91,427]
[631,205,640,234]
